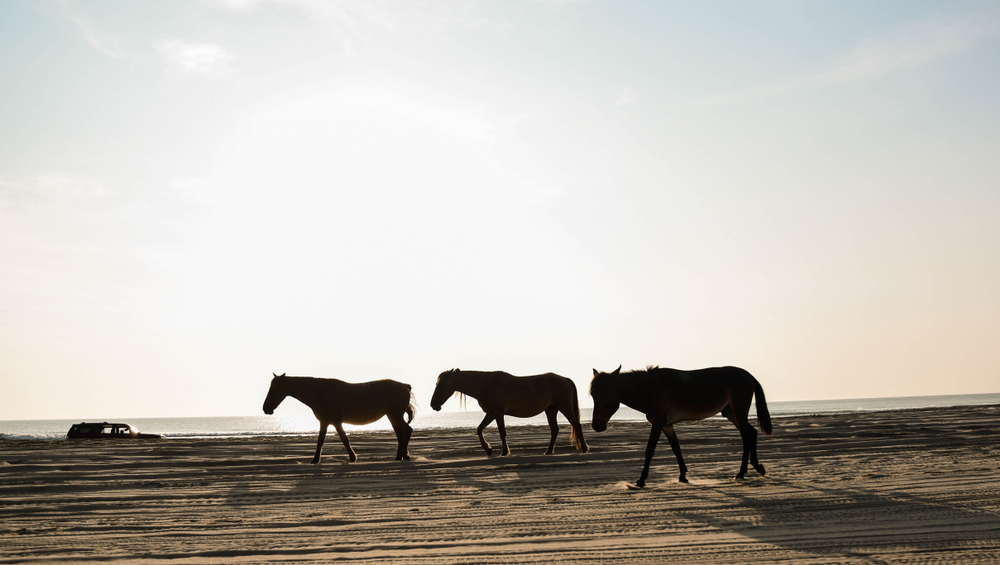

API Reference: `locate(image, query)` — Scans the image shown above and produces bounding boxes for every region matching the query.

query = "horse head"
[263,372,288,415]
[429,369,460,411]
[589,365,622,432]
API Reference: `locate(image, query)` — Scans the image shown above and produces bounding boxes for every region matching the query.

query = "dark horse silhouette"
[590,365,772,487]
[263,373,415,463]
[430,369,588,456]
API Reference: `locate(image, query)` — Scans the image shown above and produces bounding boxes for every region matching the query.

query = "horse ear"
[613,365,622,375]
[279,373,287,377]
[273,372,278,378]
[593,368,599,377]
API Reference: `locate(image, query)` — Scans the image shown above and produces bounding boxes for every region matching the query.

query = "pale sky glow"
[2,1,999,420]
[153,36,236,76]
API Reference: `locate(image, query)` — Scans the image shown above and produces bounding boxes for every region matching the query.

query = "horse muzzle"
[430,403,441,412]
[592,420,607,433]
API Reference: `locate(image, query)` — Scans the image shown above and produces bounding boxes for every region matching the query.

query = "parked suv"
[67,422,161,439]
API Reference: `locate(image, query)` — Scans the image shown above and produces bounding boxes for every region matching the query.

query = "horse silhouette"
[430,369,588,456]
[263,373,415,463]
[591,365,771,487]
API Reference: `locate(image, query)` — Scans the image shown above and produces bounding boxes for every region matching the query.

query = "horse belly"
[506,407,545,419]
[675,407,725,422]
[504,397,550,419]
[341,410,386,426]
[316,403,385,426]
[666,398,730,423]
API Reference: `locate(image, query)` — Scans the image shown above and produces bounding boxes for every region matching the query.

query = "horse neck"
[449,371,489,400]
[615,372,656,413]
[279,377,324,410]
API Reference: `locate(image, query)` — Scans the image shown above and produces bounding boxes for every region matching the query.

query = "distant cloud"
[284,86,497,143]
[537,0,581,9]
[616,85,636,106]
[218,0,258,9]
[0,180,16,209]
[33,174,110,200]
[0,174,110,211]
[154,36,235,76]
[696,11,1000,107]
[218,0,498,49]
[69,13,133,60]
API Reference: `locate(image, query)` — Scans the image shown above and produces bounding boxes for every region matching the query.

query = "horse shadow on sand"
[665,476,1000,562]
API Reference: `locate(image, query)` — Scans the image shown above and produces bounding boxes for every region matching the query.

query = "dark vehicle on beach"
[67,422,161,439]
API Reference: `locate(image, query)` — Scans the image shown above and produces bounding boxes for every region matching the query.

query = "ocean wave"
[2,394,997,440]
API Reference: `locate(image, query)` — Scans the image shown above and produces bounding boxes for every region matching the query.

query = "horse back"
[505,372,576,396]
[504,372,578,416]
[310,378,412,425]
[460,371,576,418]
[343,379,412,404]
[646,366,758,422]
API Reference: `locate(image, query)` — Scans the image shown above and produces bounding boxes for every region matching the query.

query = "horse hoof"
[678,476,688,483]
[635,480,645,488]
[310,460,320,465]
[485,448,493,456]
[754,464,766,476]
[734,473,746,480]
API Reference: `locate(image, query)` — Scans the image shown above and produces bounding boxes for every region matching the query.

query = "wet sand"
[2,404,999,563]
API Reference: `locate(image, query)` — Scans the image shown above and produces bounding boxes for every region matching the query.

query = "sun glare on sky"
[1,1,998,420]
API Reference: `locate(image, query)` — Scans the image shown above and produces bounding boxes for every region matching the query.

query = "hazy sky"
[2,0,999,421]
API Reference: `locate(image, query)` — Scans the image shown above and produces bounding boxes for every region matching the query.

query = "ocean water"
[2,393,998,440]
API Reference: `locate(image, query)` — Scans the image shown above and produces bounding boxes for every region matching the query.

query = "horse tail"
[569,379,587,452]
[405,385,416,425]
[754,378,772,435]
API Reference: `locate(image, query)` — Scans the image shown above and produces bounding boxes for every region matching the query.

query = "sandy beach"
[2,404,999,563]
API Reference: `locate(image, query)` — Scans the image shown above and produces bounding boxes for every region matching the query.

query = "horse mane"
[589,370,616,397]
[452,369,466,409]
[619,365,665,385]
[436,368,467,409]
[623,365,659,374]
[435,368,461,382]
[592,365,666,398]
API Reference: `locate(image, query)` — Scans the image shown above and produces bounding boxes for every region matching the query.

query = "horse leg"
[663,425,688,483]
[720,403,755,479]
[722,405,747,478]
[477,414,495,456]
[743,422,765,476]
[311,422,328,464]
[497,415,510,456]
[544,407,559,455]
[734,423,752,479]
[388,413,412,461]
[333,422,357,463]
[636,421,664,488]
[725,392,766,476]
